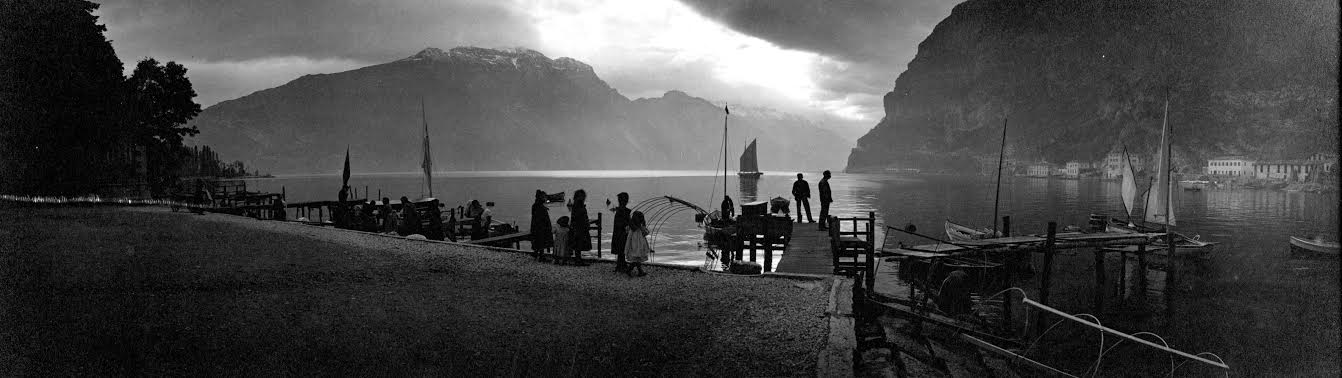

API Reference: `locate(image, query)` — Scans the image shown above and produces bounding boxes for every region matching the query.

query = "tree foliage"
[1,0,217,195]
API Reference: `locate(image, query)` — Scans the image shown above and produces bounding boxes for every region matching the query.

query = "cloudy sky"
[97,0,960,140]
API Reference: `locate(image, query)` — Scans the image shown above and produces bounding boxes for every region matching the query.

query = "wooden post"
[595,212,604,259]
[1137,244,1148,301]
[1035,222,1057,336]
[319,206,324,223]
[1002,216,1011,237]
[1118,250,1128,301]
[1094,247,1106,314]
[762,220,772,272]
[865,211,876,291]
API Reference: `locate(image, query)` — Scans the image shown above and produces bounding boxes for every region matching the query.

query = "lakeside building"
[1026,162,1056,177]
[1101,151,1143,179]
[1207,156,1255,176]
[1064,161,1096,178]
[1254,159,1331,182]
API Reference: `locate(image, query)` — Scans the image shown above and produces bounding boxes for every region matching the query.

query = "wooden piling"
[1094,247,1106,314]
[762,220,772,271]
[865,211,876,291]
[1118,250,1128,301]
[1001,216,1011,237]
[1035,222,1057,337]
[1137,244,1148,301]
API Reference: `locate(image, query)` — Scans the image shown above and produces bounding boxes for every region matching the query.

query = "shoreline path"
[0,204,837,376]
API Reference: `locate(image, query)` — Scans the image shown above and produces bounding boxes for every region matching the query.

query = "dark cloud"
[678,0,959,118]
[98,0,540,62]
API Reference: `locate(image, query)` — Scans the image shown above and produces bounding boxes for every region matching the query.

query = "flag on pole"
[421,100,434,198]
[341,146,351,188]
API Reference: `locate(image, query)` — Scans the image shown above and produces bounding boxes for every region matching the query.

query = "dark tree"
[0,0,127,194]
[126,58,203,194]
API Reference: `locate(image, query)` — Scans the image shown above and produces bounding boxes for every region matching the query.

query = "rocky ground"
[0,204,832,376]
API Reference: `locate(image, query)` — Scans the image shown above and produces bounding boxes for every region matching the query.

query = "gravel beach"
[0,204,832,376]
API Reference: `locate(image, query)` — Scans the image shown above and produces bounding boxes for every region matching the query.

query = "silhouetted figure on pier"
[424,202,444,240]
[611,192,631,273]
[792,173,813,223]
[818,170,832,230]
[553,216,571,265]
[720,195,735,220]
[475,202,495,240]
[398,196,420,236]
[272,197,286,221]
[380,197,396,233]
[337,185,350,228]
[568,189,592,265]
[531,190,554,261]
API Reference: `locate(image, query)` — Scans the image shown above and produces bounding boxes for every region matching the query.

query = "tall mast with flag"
[421,98,433,198]
[723,104,729,197]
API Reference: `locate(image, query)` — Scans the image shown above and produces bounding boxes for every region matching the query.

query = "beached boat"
[1289,236,1339,255]
[945,219,1001,242]
[737,138,763,178]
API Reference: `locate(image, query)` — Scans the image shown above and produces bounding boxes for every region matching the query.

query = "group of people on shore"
[327,186,497,242]
[529,190,652,277]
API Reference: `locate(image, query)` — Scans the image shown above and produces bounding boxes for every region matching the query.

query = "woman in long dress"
[623,211,652,277]
[530,190,554,260]
[567,189,592,266]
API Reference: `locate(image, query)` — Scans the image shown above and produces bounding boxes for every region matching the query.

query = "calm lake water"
[246,171,1338,376]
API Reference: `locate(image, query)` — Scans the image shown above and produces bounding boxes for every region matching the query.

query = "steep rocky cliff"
[189,47,850,174]
[846,0,1338,173]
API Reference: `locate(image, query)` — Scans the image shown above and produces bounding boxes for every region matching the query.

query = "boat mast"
[723,104,728,198]
[1162,99,1172,232]
[991,118,1008,235]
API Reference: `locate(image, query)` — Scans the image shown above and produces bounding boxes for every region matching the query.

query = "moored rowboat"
[1289,236,1339,255]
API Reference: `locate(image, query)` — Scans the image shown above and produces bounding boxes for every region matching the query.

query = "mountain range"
[846,0,1338,174]
[187,47,851,174]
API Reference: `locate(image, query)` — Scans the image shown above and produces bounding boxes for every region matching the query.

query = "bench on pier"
[468,231,532,249]
[828,211,875,276]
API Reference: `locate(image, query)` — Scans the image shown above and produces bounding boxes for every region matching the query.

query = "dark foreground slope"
[847,0,1338,173]
[0,205,827,376]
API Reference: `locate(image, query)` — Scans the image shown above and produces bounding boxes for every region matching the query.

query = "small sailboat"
[1107,100,1216,256]
[737,139,763,178]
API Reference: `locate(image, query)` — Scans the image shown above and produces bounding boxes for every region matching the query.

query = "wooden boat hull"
[945,220,1000,242]
[1290,236,1339,255]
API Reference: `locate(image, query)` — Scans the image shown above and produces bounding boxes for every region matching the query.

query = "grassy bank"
[0,204,829,376]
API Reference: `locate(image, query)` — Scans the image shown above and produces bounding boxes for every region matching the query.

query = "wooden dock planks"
[773,222,833,275]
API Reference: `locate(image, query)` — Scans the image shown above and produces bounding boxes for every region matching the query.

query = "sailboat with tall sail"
[738,139,763,178]
[1107,100,1216,255]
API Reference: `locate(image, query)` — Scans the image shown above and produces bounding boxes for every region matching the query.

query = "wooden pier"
[773,223,833,275]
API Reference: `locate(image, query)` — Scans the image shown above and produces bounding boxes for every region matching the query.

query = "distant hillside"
[846,0,1338,174]
[188,47,850,174]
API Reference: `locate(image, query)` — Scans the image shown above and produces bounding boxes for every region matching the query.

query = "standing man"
[791,173,814,223]
[818,170,833,230]
[611,192,631,273]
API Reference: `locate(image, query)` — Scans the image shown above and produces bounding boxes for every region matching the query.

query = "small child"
[552,216,571,265]
[623,211,652,277]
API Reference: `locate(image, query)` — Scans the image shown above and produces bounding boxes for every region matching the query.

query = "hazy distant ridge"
[188,47,850,174]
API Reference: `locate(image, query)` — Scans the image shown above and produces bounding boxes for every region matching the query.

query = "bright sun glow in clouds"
[517,0,862,120]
